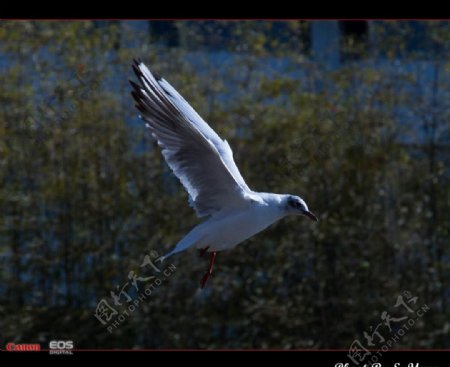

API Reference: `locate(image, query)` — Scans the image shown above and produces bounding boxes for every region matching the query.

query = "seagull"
[130,59,318,288]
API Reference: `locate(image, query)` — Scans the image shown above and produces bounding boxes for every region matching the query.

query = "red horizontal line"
[3,349,449,352]
[0,18,449,21]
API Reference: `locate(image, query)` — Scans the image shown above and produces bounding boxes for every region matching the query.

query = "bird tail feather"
[162,226,206,260]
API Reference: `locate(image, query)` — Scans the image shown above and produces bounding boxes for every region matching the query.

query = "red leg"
[200,251,217,289]
[199,246,210,257]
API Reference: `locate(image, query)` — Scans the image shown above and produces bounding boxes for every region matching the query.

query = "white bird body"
[166,193,287,256]
[130,59,317,287]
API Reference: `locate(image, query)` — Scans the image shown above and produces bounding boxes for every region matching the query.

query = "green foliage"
[0,20,449,349]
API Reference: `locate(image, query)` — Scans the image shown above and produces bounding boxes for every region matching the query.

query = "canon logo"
[6,343,41,352]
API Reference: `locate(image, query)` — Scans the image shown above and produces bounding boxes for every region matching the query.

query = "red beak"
[304,210,318,222]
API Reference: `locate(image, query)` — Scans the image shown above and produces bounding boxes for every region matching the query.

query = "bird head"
[285,195,318,221]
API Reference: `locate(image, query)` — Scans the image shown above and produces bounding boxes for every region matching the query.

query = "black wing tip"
[132,57,142,66]
[132,63,142,79]
[129,79,140,90]
[130,90,139,101]
[131,58,144,82]
[131,58,163,82]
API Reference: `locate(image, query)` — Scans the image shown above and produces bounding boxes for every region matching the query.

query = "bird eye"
[288,197,299,208]
[290,198,303,210]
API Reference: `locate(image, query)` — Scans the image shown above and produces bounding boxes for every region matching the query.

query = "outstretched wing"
[130,59,252,217]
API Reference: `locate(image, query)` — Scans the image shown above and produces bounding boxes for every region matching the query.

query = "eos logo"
[49,340,74,355]
[6,343,41,352]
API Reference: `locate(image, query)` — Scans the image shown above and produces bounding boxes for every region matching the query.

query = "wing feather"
[130,59,252,217]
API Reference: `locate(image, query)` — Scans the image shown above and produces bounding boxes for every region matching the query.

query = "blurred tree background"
[0,20,449,349]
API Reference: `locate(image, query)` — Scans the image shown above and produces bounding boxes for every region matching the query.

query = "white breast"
[195,201,285,252]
